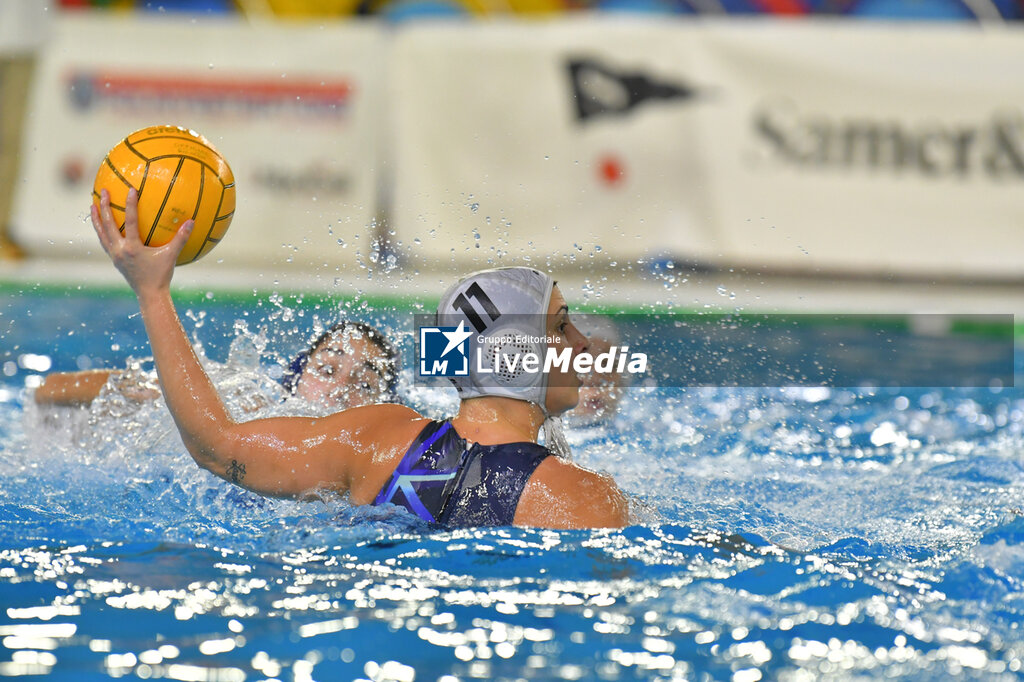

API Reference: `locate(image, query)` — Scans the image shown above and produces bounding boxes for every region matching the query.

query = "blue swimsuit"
[373,421,550,527]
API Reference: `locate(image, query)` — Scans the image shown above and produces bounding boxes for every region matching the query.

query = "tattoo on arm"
[227,459,246,484]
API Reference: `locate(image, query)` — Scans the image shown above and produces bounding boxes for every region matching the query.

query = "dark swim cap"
[281,321,399,400]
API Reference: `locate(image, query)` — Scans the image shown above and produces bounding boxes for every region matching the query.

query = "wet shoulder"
[515,457,629,529]
[320,404,434,504]
[324,403,431,445]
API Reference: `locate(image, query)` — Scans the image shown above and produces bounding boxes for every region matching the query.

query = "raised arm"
[89,188,418,499]
[34,370,115,406]
[34,369,162,406]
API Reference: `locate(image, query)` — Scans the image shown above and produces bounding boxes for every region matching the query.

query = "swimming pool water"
[1,288,1023,681]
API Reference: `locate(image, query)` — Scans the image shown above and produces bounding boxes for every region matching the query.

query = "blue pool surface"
[1,287,1023,681]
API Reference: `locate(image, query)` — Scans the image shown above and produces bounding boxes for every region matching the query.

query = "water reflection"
[1,300,1023,679]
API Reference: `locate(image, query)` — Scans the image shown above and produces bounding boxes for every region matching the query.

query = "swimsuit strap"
[373,421,464,523]
[372,420,552,527]
[436,439,551,527]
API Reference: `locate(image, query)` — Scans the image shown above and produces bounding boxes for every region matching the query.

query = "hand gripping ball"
[93,125,236,265]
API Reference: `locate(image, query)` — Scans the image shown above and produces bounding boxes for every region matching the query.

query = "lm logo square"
[419,321,472,377]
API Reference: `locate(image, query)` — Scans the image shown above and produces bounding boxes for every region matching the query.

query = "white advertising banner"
[12,13,385,273]
[695,21,1024,278]
[15,16,1024,280]
[390,19,719,271]
[391,19,1024,279]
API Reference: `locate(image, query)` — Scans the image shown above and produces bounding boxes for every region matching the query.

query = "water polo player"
[34,320,399,413]
[565,315,626,426]
[280,320,399,411]
[90,188,628,528]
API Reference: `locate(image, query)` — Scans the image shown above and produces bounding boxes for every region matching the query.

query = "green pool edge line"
[1,280,1020,340]
[0,279,421,311]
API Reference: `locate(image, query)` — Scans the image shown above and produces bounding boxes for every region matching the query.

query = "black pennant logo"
[567,58,700,123]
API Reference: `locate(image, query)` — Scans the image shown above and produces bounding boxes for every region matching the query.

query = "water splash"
[1,293,1023,681]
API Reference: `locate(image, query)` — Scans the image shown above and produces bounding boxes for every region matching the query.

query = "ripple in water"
[1,303,1023,680]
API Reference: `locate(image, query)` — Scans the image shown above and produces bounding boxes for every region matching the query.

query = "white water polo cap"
[436,267,555,408]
